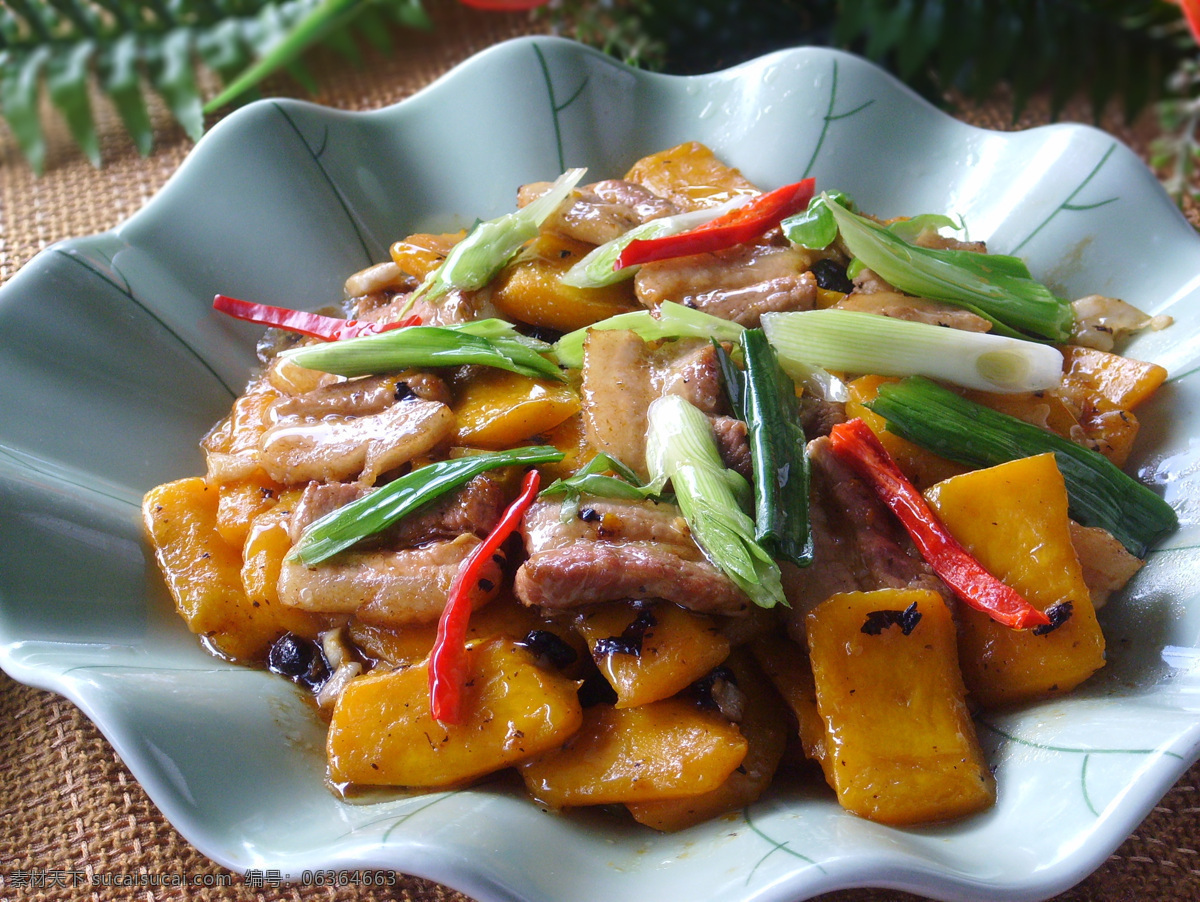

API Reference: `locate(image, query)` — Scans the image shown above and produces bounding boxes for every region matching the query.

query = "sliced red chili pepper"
[615,177,816,269]
[827,418,1051,631]
[213,294,419,342]
[429,468,542,724]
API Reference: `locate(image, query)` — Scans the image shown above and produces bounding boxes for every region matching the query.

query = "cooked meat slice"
[259,398,455,486]
[654,340,727,416]
[383,472,508,547]
[1069,521,1143,609]
[343,261,415,298]
[288,481,366,542]
[288,472,507,560]
[516,498,750,616]
[272,374,415,419]
[912,231,987,253]
[516,544,749,616]
[798,396,847,439]
[634,244,818,327]
[850,266,896,295]
[581,329,655,480]
[711,416,752,480]
[782,436,950,643]
[523,498,695,552]
[278,534,498,627]
[580,331,730,481]
[836,290,992,333]
[520,179,681,246]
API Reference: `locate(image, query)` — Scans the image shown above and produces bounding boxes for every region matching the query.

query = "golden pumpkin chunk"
[453,368,580,450]
[327,637,583,788]
[575,601,731,708]
[389,231,465,281]
[626,650,788,831]
[1059,345,1167,411]
[924,452,1105,708]
[519,698,748,807]
[142,477,317,661]
[750,633,828,766]
[240,502,324,644]
[624,141,758,211]
[806,588,995,826]
[216,471,287,550]
[491,231,639,332]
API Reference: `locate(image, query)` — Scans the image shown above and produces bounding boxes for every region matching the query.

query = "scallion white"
[645,395,785,609]
[760,308,1063,393]
[401,167,586,312]
[553,301,744,369]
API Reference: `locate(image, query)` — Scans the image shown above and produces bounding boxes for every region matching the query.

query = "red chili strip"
[213,294,419,341]
[615,177,816,269]
[827,418,1051,631]
[429,468,542,724]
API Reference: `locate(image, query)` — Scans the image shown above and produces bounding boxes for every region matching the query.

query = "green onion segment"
[819,197,1074,342]
[289,445,564,565]
[729,330,813,567]
[867,376,1177,557]
[403,167,587,310]
[553,301,745,369]
[646,395,786,608]
[279,319,562,381]
[760,309,1064,393]
[560,194,753,289]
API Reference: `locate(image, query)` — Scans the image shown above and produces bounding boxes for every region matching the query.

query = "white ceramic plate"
[1,37,1198,902]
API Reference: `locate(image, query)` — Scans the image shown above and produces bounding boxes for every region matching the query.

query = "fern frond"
[0,0,431,173]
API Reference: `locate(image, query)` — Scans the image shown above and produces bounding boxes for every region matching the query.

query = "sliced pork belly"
[519,178,680,246]
[580,330,732,480]
[514,498,751,616]
[259,396,454,486]
[835,290,992,332]
[278,534,497,627]
[634,244,818,327]
[782,436,951,643]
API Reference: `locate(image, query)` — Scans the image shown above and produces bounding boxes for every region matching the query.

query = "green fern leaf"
[98,33,154,156]
[47,39,101,166]
[0,0,432,172]
[1,48,50,173]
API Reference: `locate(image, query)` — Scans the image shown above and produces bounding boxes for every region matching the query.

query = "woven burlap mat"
[2,3,1198,900]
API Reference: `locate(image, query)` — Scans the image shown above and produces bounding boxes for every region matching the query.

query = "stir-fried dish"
[143,143,1177,829]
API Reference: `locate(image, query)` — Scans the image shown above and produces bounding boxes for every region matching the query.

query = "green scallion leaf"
[279,319,563,381]
[289,445,565,565]
[760,308,1065,393]
[820,196,1075,342]
[867,376,1177,557]
[735,329,813,567]
[646,395,785,608]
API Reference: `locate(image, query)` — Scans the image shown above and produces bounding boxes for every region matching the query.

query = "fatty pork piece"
[278,475,507,626]
[518,178,681,246]
[782,436,951,644]
[514,498,751,616]
[580,330,736,480]
[258,373,456,486]
[634,244,818,327]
